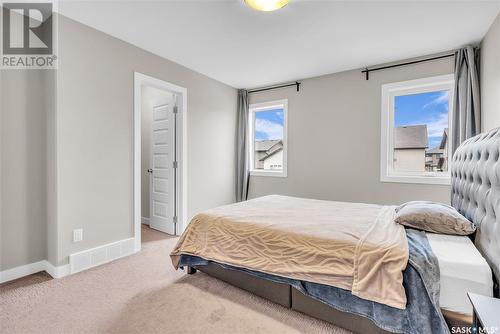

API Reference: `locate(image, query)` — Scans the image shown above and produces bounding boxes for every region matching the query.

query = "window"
[248,99,288,177]
[380,74,454,185]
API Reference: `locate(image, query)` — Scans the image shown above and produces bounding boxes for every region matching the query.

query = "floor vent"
[69,238,136,274]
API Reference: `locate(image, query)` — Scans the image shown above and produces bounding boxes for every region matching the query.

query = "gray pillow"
[395,201,476,235]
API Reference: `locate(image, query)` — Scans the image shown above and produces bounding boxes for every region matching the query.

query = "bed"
[171,127,500,334]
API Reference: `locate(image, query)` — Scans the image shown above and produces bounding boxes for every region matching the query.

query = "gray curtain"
[452,46,481,153]
[236,89,249,202]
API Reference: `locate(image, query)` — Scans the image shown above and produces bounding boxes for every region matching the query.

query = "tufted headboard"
[451,127,500,295]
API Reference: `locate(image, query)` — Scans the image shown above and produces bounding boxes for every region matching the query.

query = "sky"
[254,108,284,140]
[395,91,449,149]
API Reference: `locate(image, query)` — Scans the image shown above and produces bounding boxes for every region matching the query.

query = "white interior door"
[150,100,176,234]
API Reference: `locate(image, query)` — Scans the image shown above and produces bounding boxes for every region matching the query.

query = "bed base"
[189,264,472,334]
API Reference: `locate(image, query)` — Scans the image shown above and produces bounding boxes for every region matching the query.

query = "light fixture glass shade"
[244,0,289,12]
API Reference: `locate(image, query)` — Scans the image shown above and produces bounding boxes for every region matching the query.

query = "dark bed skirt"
[194,263,390,333]
[194,261,291,308]
[192,263,471,334]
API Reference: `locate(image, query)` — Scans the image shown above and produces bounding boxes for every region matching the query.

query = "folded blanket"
[171,195,409,309]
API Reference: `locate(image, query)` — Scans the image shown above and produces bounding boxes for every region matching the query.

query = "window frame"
[380,74,454,185]
[248,99,288,178]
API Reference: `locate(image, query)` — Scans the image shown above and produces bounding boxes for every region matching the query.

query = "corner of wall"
[480,12,500,132]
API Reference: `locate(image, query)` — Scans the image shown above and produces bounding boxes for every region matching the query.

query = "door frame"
[133,72,187,252]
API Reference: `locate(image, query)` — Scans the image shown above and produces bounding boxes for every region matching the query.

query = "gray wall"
[1,13,236,271]
[0,70,54,270]
[248,56,454,205]
[45,71,58,267]
[54,14,237,266]
[481,12,500,132]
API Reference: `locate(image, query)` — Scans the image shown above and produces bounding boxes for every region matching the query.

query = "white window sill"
[250,170,287,178]
[381,174,451,185]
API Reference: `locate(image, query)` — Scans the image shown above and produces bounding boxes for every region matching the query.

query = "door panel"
[150,101,175,235]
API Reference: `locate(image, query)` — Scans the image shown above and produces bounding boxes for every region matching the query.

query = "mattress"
[426,233,493,315]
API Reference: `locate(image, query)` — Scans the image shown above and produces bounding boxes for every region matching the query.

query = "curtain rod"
[248,81,301,94]
[361,53,455,80]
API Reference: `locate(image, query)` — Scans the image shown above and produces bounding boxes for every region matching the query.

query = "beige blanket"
[171,195,409,309]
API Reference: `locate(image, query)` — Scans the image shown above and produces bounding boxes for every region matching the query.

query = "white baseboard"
[69,237,136,274]
[141,217,150,226]
[45,262,70,279]
[0,260,70,284]
[0,238,136,283]
[0,261,45,283]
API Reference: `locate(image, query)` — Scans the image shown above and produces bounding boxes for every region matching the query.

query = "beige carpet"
[1,225,351,334]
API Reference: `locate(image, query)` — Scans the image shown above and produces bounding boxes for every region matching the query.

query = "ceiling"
[58,0,500,89]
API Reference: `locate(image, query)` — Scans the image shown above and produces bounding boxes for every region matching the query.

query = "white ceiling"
[58,0,500,89]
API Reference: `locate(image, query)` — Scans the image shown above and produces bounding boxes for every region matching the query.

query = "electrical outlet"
[73,228,83,243]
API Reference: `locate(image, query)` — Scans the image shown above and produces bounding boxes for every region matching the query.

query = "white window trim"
[380,74,454,185]
[249,99,288,177]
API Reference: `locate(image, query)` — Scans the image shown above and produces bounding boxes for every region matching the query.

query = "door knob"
[147,169,153,174]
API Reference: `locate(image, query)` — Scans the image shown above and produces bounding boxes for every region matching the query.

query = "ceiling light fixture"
[244,0,289,12]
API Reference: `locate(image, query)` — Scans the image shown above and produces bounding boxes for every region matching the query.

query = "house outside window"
[248,99,288,177]
[380,74,454,185]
